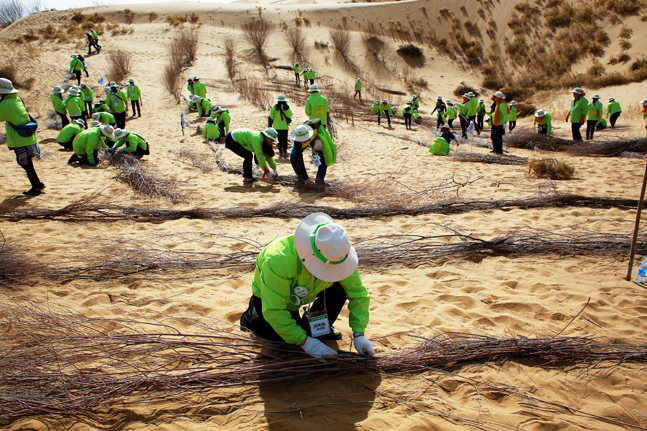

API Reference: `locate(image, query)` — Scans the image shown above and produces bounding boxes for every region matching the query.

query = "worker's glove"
[300,336,338,358]
[353,335,375,358]
[88,163,96,167]
[106,148,114,153]
[313,139,323,151]
[272,168,278,177]
[580,118,585,125]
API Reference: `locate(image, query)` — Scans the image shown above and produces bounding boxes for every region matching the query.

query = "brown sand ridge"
[2,0,647,429]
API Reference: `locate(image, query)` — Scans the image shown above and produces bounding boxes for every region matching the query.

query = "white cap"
[493,91,505,100]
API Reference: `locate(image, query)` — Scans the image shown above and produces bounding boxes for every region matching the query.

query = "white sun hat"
[92,112,101,120]
[52,86,64,94]
[446,99,452,104]
[276,94,287,102]
[291,124,314,142]
[437,95,442,99]
[535,109,546,117]
[191,95,201,102]
[510,100,518,105]
[642,98,647,106]
[608,97,615,101]
[493,91,505,100]
[91,120,101,127]
[571,87,583,95]
[100,125,115,138]
[307,84,320,92]
[592,94,600,99]
[74,119,86,127]
[113,128,128,139]
[294,213,359,282]
[478,99,484,103]
[1,78,19,94]
[211,105,221,114]
[261,127,278,142]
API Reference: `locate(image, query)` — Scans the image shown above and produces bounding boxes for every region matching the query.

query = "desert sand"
[2,0,647,429]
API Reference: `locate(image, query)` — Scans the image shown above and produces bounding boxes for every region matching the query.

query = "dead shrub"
[22,28,39,42]
[189,12,199,24]
[528,158,574,180]
[618,53,631,63]
[0,63,34,90]
[39,23,56,39]
[284,27,306,62]
[453,84,479,98]
[397,44,423,58]
[515,102,536,118]
[106,50,132,83]
[314,40,328,49]
[242,17,273,68]
[236,75,272,110]
[149,11,158,22]
[619,25,633,39]
[174,29,198,64]
[302,17,311,27]
[123,9,135,24]
[619,40,632,51]
[166,14,188,27]
[224,37,236,80]
[330,28,351,59]
[608,55,619,65]
[363,35,385,58]
[604,0,642,16]
[587,60,605,77]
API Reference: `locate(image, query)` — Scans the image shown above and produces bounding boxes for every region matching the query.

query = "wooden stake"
[626,156,647,281]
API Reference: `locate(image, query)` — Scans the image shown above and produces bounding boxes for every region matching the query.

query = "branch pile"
[505,131,647,157]
[449,150,528,165]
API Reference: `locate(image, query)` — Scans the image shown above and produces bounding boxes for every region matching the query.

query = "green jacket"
[0,94,37,149]
[187,83,194,94]
[96,111,116,125]
[587,100,603,122]
[108,90,128,114]
[569,96,589,123]
[115,132,147,152]
[70,58,85,72]
[306,123,336,167]
[379,102,393,115]
[211,110,231,132]
[193,81,207,98]
[51,93,67,115]
[269,103,292,131]
[92,101,109,113]
[354,81,362,91]
[203,122,220,140]
[412,98,419,109]
[65,95,83,116]
[127,84,141,101]
[536,113,553,134]
[445,105,457,120]
[198,98,212,114]
[494,101,509,126]
[305,92,329,125]
[57,122,82,143]
[369,103,379,114]
[293,64,300,74]
[509,106,518,122]
[607,101,622,116]
[457,101,469,116]
[81,87,93,102]
[429,137,450,155]
[477,103,486,115]
[73,128,107,164]
[251,235,369,345]
[467,97,478,117]
[402,105,414,115]
[412,110,420,121]
[91,30,98,40]
[231,128,277,171]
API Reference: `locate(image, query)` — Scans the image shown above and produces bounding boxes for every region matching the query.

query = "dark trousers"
[57,112,69,128]
[114,112,126,129]
[277,129,289,155]
[68,151,99,165]
[58,139,73,151]
[436,113,445,127]
[290,144,327,181]
[378,112,391,127]
[310,79,314,85]
[459,114,469,138]
[586,120,597,139]
[403,113,412,128]
[448,118,455,129]
[131,100,141,117]
[240,283,347,343]
[477,115,484,130]
[84,101,92,117]
[295,73,300,85]
[571,122,583,141]
[509,120,516,132]
[468,115,480,133]
[73,70,81,85]
[491,124,504,154]
[218,126,226,141]
[610,112,620,128]
[354,90,361,100]
[16,154,40,187]
[225,132,253,179]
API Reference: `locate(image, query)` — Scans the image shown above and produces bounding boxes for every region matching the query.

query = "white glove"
[353,335,375,358]
[300,336,338,358]
[272,168,278,177]
[266,171,274,181]
[313,138,323,151]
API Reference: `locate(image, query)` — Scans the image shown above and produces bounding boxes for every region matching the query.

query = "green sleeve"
[340,270,370,334]
[252,136,269,171]
[305,98,311,117]
[113,139,125,149]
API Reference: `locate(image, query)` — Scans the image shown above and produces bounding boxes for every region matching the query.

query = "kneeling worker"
[240,212,374,359]
[68,124,114,166]
[56,119,85,150]
[203,117,220,141]
[113,128,149,159]
[534,109,552,134]
[290,120,337,189]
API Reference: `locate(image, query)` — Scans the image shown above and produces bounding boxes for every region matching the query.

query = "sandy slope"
[2,1,647,429]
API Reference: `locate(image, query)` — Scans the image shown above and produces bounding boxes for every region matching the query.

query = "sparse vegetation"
[453,84,479,98]
[284,28,306,62]
[0,63,34,90]
[224,37,236,80]
[330,28,351,59]
[123,9,135,24]
[587,60,606,77]
[149,11,158,22]
[242,18,274,69]
[619,25,633,39]
[619,40,632,51]
[166,14,188,27]
[397,44,423,58]
[190,13,199,24]
[163,30,199,101]
[106,50,132,84]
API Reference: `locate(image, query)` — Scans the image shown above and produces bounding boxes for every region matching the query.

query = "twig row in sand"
[1,297,646,430]
[109,152,189,204]
[169,148,215,173]
[449,150,528,166]
[505,130,647,157]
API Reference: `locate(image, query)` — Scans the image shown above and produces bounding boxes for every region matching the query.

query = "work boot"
[23,182,45,196]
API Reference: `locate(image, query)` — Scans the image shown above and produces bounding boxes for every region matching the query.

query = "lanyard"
[307,274,326,309]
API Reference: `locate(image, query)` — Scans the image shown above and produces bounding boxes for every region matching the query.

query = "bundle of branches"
[528,158,575,180]
[205,139,243,174]
[449,150,528,165]
[109,152,189,204]
[567,138,647,158]
[1,297,647,427]
[0,192,639,223]
[504,130,572,152]
[0,241,47,286]
[169,148,215,173]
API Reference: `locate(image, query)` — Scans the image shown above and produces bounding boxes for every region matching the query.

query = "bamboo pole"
[626,156,647,281]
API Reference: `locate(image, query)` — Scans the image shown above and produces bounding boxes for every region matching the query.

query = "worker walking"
[56,118,85,150]
[211,106,231,141]
[0,78,44,196]
[565,87,589,141]
[430,96,446,129]
[293,62,300,85]
[269,94,293,159]
[113,128,150,159]
[402,101,414,130]
[225,128,279,183]
[51,86,69,128]
[586,94,603,140]
[354,78,362,100]
[305,85,329,127]
[444,100,457,130]
[239,212,373,359]
[491,91,508,154]
[607,97,622,128]
[107,85,128,129]
[69,55,86,86]
[477,99,486,130]
[534,109,552,134]
[290,120,336,190]
[466,92,480,135]
[508,101,518,133]
[79,82,93,117]
[126,78,142,118]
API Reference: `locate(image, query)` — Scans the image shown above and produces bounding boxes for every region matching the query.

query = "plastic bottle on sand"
[636,257,647,283]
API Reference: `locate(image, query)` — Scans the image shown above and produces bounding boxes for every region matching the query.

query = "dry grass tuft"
[162,30,198,101]
[166,14,188,27]
[528,158,575,180]
[330,28,351,59]
[235,75,272,110]
[0,63,35,90]
[224,37,236,80]
[149,11,158,22]
[242,18,274,69]
[284,27,306,62]
[106,50,132,84]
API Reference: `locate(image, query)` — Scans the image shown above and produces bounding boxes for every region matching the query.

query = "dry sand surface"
[2,0,647,429]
